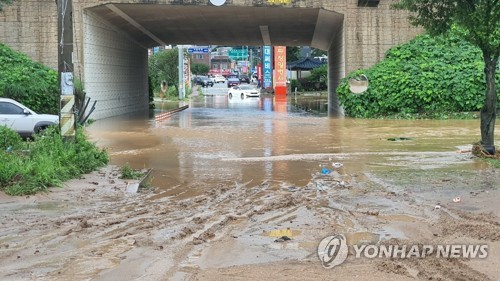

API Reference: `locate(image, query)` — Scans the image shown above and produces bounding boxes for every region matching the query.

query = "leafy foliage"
[148,48,180,97]
[190,62,210,76]
[0,126,109,195]
[393,0,499,150]
[0,44,59,114]
[308,64,327,85]
[119,163,143,180]
[0,125,23,151]
[337,34,499,118]
[0,0,12,11]
[310,48,327,58]
[286,46,300,62]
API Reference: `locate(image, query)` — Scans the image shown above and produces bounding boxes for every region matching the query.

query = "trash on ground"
[452,196,461,203]
[316,182,327,192]
[126,182,140,193]
[387,137,413,141]
[332,162,343,168]
[274,236,292,242]
[321,167,332,175]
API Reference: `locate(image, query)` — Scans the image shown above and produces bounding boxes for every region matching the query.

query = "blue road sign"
[188,46,210,54]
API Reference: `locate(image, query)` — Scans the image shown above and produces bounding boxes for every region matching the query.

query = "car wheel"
[241,93,244,99]
[228,93,232,98]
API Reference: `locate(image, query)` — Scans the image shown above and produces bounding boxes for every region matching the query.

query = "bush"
[0,125,23,151]
[0,126,109,195]
[0,44,59,114]
[120,163,143,179]
[337,33,500,118]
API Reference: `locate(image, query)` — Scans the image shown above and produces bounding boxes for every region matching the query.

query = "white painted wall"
[83,11,148,120]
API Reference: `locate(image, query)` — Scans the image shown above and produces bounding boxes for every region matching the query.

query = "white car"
[213,75,226,83]
[0,98,59,138]
[227,85,260,99]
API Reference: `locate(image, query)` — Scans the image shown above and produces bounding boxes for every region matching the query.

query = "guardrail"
[154,105,189,121]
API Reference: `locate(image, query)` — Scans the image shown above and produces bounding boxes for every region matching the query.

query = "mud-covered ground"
[1,156,499,281]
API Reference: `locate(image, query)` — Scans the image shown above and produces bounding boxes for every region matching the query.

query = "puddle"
[345,232,380,245]
[380,214,420,223]
[262,229,301,238]
[267,241,317,250]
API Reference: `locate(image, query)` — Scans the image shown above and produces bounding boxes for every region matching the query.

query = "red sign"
[274,46,287,95]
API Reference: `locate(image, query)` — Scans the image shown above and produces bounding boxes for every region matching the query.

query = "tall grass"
[0,126,109,195]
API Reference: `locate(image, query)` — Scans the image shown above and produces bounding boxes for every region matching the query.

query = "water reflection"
[87,94,494,197]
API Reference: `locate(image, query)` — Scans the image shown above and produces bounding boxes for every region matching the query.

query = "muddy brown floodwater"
[1,94,499,281]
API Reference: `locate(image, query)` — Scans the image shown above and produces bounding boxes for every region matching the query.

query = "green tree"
[393,0,499,153]
[190,62,210,76]
[286,46,300,62]
[148,48,179,96]
[0,0,12,11]
[310,48,327,58]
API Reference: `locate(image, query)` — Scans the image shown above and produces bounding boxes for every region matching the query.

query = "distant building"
[209,55,232,77]
[190,52,210,67]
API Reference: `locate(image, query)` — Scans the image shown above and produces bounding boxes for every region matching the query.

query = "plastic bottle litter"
[332,162,343,168]
[321,167,332,175]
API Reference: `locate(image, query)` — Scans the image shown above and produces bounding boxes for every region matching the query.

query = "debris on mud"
[0,163,499,281]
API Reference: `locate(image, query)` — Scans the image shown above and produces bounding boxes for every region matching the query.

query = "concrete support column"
[327,22,345,117]
[83,11,148,119]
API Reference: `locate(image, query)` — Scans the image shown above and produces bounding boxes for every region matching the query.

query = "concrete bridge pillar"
[327,21,345,118]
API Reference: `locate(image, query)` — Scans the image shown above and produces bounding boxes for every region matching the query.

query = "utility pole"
[57,0,76,138]
[178,45,184,99]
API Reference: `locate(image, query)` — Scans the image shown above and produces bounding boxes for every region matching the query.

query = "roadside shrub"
[337,33,500,118]
[0,125,23,150]
[0,126,109,195]
[120,163,143,179]
[0,43,59,114]
[290,79,301,92]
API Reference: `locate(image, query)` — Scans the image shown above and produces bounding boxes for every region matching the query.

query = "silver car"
[227,85,260,99]
[0,98,59,138]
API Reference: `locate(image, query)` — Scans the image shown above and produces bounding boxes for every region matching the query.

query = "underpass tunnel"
[82,4,344,119]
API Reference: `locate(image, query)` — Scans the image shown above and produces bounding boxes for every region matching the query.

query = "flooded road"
[87,92,492,197]
[2,89,500,281]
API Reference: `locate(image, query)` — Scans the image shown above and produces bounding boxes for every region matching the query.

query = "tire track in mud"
[1,166,499,280]
[366,172,500,281]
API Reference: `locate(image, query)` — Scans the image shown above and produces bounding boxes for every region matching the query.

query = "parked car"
[213,75,226,83]
[227,75,240,88]
[193,76,203,85]
[195,76,214,87]
[239,74,250,84]
[0,98,59,138]
[227,85,260,99]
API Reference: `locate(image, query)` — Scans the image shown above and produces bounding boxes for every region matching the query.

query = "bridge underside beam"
[89,4,340,50]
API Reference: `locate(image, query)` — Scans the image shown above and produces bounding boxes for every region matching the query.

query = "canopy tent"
[286,57,326,79]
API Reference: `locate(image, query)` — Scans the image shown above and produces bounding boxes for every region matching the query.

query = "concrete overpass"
[0,0,421,119]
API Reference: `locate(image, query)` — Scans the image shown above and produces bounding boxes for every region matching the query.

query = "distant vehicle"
[227,84,260,99]
[195,76,214,87]
[193,76,203,85]
[213,75,226,83]
[239,74,250,84]
[0,98,59,139]
[227,75,240,88]
[207,75,216,84]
